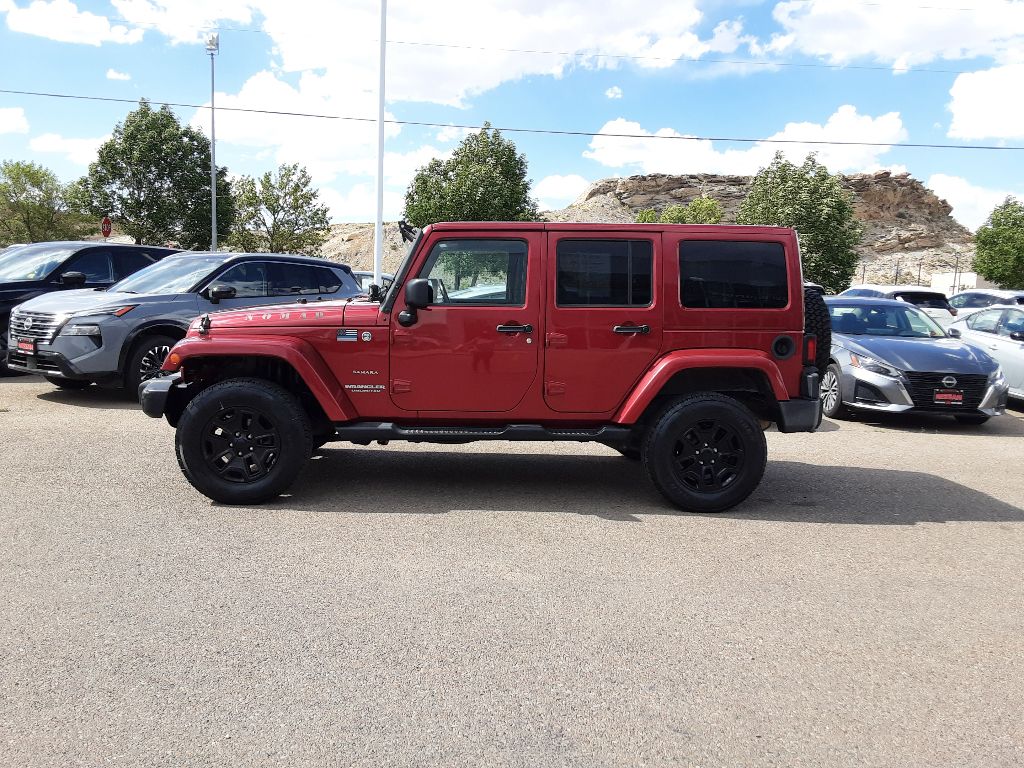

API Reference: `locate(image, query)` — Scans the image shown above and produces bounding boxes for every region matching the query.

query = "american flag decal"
[336,329,358,342]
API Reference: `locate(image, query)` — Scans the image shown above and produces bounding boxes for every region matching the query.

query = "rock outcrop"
[320,171,975,287]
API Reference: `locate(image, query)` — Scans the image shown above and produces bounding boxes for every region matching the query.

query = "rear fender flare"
[614,349,789,424]
[169,335,357,421]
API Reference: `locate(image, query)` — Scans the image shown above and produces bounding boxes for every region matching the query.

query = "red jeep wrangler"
[141,223,829,512]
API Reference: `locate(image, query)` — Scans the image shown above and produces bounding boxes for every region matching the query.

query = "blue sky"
[0,0,1022,230]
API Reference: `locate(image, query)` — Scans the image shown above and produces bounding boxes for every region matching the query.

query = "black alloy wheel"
[642,393,767,513]
[201,406,281,483]
[175,378,312,504]
[138,342,172,382]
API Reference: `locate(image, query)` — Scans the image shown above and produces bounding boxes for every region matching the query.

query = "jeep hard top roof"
[424,222,797,236]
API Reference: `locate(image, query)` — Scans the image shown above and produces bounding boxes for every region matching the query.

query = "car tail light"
[804,335,817,366]
[949,307,958,316]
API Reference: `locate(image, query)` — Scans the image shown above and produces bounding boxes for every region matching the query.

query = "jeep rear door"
[389,234,541,412]
[543,231,663,413]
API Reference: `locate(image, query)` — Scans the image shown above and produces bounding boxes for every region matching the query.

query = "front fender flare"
[168,334,357,421]
[613,349,789,424]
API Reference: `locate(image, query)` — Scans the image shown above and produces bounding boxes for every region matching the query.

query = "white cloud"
[947,64,1024,140]
[435,125,473,143]
[320,183,406,223]
[0,107,29,134]
[29,132,107,165]
[535,174,591,210]
[768,0,1024,70]
[605,86,623,99]
[1,0,144,45]
[110,0,253,45]
[927,174,1022,231]
[106,68,131,80]
[584,105,907,176]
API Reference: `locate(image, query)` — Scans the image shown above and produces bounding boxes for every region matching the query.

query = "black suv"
[0,241,178,370]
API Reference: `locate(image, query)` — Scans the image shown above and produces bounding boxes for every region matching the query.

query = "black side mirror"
[61,271,87,288]
[1011,331,1024,342]
[947,327,962,338]
[207,284,236,304]
[405,278,433,309]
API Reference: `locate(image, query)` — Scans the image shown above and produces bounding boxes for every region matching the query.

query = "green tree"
[403,122,539,227]
[737,152,862,293]
[634,195,724,225]
[227,163,331,255]
[0,160,91,245]
[77,100,233,249]
[974,197,1024,289]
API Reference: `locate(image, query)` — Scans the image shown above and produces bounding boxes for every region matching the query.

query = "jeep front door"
[544,234,663,413]
[390,236,540,412]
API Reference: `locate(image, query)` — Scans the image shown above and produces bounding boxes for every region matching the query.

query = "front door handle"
[497,324,533,334]
[613,324,650,335]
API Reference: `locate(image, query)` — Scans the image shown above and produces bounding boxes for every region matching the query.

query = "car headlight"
[59,323,102,337]
[850,353,901,378]
[86,304,137,317]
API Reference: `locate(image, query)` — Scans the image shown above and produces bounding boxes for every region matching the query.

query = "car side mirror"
[60,271,87,288]
[1011,331,1024,342]
[207,284,236,304]
[404,278,433,309]
[946,327,961,338]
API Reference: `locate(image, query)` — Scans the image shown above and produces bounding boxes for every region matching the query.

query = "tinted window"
[66,250,114,282]
[267,262,321,296]
[556,239,652,307]
[318,267,343,294]
[216,262,268,298]
[894,291,951,310]
[114,249,155,278]
[967,309,1001,333]
[420,239,528,306]
[680,240,787,309]
[999,309,1024,336]
[961,293,996,308]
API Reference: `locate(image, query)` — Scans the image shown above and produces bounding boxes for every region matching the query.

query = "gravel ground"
[1,375,1022,767]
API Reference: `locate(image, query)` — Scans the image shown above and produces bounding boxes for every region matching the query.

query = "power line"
[2,87,1021,152]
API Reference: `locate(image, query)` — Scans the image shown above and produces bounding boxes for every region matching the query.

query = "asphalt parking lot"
[1,375,1022,767]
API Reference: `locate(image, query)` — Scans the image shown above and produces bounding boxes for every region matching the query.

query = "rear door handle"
[497,324,533,334]
[613,324,650,334]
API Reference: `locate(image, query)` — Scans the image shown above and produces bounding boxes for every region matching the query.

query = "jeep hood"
[201,298,382,330]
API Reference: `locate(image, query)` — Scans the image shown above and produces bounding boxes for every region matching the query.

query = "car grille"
[9,310,63,342]
[5,351,61,373]
[904,371,989,409]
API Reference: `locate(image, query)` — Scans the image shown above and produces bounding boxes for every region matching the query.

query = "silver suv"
[7,251,361,396]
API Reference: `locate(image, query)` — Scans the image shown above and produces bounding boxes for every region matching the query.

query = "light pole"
[206,33,220,251]
[372,1,387,288]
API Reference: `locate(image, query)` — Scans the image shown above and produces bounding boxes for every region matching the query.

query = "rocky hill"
[322,171,975,286]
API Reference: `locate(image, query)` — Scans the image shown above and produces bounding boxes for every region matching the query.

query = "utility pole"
[206,33,220,251]
[372,0,387,287]
[894,258,900,285]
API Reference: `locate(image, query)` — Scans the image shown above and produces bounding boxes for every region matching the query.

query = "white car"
[948,289,1024,322]
[840,284,958,325]
[948,306,1024,400]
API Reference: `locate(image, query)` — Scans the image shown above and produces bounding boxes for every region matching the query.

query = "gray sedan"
[821,297,1009,425]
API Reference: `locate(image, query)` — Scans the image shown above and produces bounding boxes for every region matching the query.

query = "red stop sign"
[101,216,112,238]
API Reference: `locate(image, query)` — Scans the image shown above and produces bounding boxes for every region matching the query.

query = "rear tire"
[804,288,831,375]
[641,393,767,513]
[44,376,91,390]
[125,334,177,401]
[954,414,989,425]
[175,378,312,504]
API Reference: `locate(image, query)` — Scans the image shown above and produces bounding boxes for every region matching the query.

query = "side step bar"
[332,422,632,445]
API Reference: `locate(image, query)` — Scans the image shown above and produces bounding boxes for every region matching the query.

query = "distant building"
[930,271,997,295]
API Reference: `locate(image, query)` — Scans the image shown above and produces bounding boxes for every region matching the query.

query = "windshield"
[828,303,946,338]
[110,254,227,295]
[0,244,76,282]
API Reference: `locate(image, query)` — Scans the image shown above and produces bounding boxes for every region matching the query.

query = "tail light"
[949,307,958,316]
[804,335,817,366]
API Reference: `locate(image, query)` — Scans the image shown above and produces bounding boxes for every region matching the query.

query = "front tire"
[641,393,767,513]
[820,363,849,419]
[175,378,313,504]
[125,334,177,401]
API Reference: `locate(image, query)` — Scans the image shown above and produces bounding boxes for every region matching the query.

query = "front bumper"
[840,367,1008,417]
[139,371,191,424]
